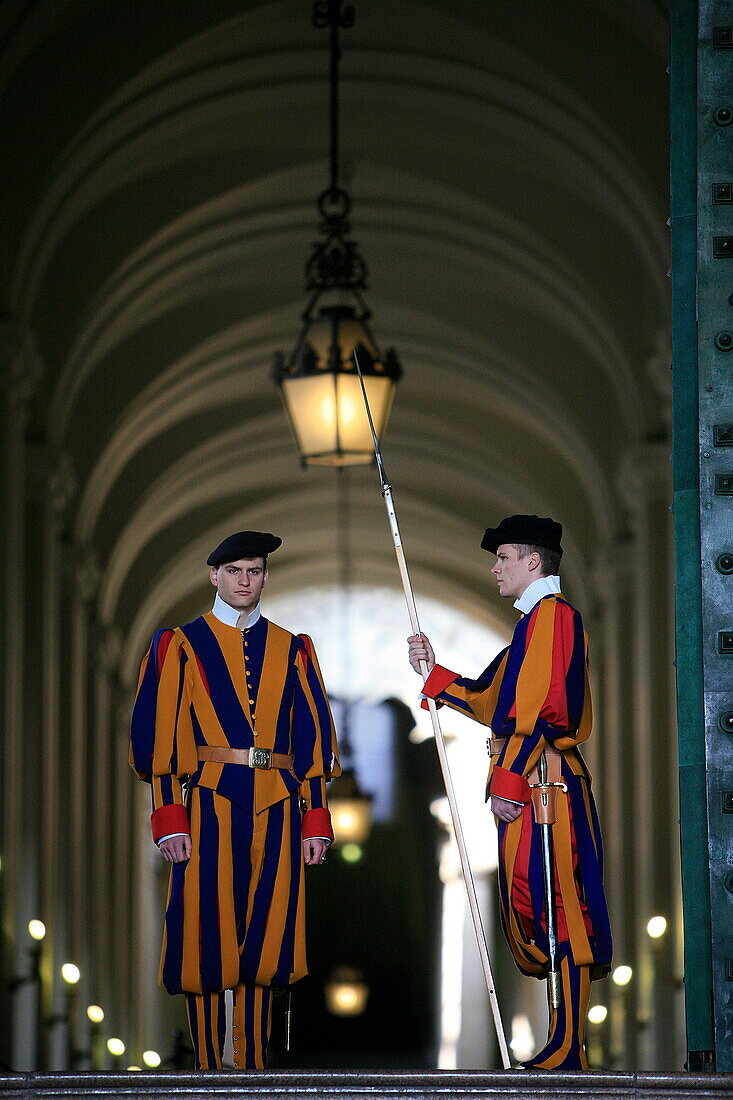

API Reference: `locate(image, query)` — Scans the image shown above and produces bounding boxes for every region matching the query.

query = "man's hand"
[408,633,435,674]
[159,834,192,862]
[491,795,524,823]
[303,838,329,866]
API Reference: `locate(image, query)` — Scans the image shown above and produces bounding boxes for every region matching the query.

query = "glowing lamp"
[87,1005,105,1023]
[325,967,369,1017]
[587,1004,608,1024]
[341,843,363,863]
[647,915,667,939]
[612,965,633,986]
[61,963,80,985]
[28,920,46,941]
[275,305,400,467]
[107,1038,125,1056]
[327,770,372,845]
[142,1050,161,1068]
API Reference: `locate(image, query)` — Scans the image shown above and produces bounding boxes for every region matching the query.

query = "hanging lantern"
[273,3,401,466]
[275,303,400,466]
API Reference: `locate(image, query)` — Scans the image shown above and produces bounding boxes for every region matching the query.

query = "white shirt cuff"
[157,831,188,845]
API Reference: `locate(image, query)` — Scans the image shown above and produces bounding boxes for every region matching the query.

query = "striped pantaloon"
[162,787,304,1070]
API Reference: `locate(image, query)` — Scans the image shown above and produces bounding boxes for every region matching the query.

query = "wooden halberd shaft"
[353,351,511,1070]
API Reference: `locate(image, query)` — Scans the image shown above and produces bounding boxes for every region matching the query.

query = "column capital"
[615,440,672,515]
[0,323,44,406]
[591,535,636,602]
[48,452,77,517]
[76,547,101,602]
[98,628,122,672]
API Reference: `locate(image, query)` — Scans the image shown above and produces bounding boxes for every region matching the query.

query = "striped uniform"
[422,592,611,1069]
[130,611,339,1069]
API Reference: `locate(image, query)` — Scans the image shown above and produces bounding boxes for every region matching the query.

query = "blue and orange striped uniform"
[422,593,612,1069]
[130,611,339,1069]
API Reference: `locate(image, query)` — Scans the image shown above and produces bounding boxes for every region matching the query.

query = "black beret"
[481,514,563,558]
[207,531,282,567]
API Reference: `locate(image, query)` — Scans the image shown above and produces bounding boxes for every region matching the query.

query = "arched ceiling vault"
[98,412,595,631]
[50,166,644,438]
[2,0,670,665]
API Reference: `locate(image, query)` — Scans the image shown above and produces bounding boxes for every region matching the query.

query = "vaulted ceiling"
[2,0,670,678]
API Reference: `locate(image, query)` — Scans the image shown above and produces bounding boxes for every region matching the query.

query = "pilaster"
[1,324,44,1070]
[615,440,679,1069]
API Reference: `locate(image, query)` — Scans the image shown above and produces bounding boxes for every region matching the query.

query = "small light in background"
[341,843,363,863]
[325,967,369,1016]
[509,1013,535,1062]
[87,1005,105,1024]
[647,915,667,939]
[61,963,80,985]
[127,1066,141,1072]
[329,778,372,845]
[612,965,633,986]
[587,1004,608,1024]
[28,920,46,941]
[142,1050,161,1068]
[107,1038,125,1056]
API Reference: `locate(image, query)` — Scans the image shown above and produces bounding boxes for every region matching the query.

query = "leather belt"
[197,746,294,771]
[487,739,563,784]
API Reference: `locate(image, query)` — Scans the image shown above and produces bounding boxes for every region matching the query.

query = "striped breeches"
[160,786,306,994]
[185,983,273,1070]
[497,774,605,979]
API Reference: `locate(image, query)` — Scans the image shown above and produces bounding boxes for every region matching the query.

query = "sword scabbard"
[548,968,562,1010]
[536,750,563,1010]
[530,783,559,825]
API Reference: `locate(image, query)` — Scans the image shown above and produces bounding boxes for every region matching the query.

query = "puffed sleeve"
[129,628,198,842]
[490,598,590,804]
[292,634,341,843]
[420,646,509,724]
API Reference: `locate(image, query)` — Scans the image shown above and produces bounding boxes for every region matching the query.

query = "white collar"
[513,575,562,615]
[212,592,262,630]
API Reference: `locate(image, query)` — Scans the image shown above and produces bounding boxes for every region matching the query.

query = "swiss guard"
[409,515,612,1070]
[130,531,340,1070]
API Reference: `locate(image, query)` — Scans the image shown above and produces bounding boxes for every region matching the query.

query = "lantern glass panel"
[281,372,395,465]
[281,374,338,457]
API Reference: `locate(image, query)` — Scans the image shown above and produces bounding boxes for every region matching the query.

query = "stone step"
[1,1072,732,1100]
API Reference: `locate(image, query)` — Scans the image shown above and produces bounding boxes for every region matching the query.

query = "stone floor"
[1,1072,732,1100]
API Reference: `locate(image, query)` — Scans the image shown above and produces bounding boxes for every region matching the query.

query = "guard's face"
[491,543,539,600]
[210,557,268,613]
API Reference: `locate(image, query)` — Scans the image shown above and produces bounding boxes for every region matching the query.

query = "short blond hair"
[514,543,561,576]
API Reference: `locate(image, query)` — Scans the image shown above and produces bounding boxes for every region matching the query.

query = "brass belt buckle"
[249,747,272,770]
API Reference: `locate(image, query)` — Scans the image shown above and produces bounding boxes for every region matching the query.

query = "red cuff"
[151,803,190,842]
[302,807,334,843]
[490,766,531,804]
[422,664,459,698]
[420,664,459,710]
